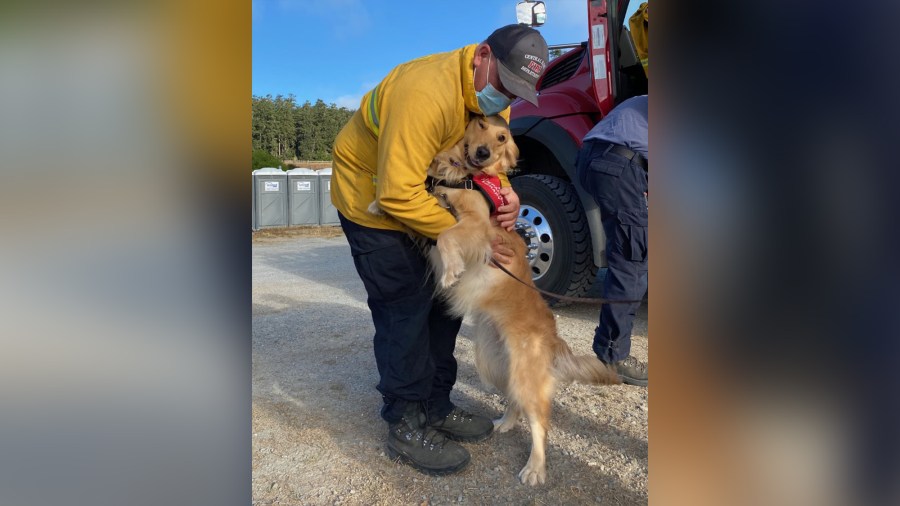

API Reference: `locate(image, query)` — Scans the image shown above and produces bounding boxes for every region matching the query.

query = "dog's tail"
[552,343,621,385]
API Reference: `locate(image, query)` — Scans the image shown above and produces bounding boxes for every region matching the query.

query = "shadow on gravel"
[453,324,647,503]
[255,241,358,286]
[448,385,648,504]
[253,236,646,504]
[556,298,649,325]
[253,295,646,504]
[456,319,647,460]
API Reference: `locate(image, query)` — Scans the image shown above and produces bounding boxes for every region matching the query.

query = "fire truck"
[510,0,648,300]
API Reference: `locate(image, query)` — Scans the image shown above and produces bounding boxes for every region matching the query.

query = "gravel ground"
[252,227,648,505]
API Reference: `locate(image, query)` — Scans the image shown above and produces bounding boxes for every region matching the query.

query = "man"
[330,25,548,474]
[629,2,649,77]
[575,94,649,387]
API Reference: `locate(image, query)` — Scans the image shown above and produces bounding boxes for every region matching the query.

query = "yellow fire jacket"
[330,44,510,240]
[629,2,649,78]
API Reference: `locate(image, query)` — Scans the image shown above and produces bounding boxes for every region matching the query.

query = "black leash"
[429,175,642,306]
[489,258,644,305]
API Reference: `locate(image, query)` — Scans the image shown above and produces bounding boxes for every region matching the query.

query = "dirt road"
[252,229,648,505]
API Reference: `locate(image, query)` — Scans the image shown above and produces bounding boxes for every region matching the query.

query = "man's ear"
[473,43,491,66]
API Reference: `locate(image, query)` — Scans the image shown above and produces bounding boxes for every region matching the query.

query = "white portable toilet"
[317,168,339,225]
[286,168,320,225]
[251,171,256,230]
[252,167,288,228]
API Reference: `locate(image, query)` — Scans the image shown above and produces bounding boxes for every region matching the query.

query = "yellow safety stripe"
[363,83,381,137]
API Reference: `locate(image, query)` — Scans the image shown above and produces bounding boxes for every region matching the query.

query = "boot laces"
[620,356,647,374]
[447,406,475,423]
[398,405,450,451]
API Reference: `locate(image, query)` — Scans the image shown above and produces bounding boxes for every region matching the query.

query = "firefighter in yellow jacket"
[629,2,649,77]
[331,25,548,475]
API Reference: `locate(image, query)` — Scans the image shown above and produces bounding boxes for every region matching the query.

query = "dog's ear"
[429,156,450,180]
[430,150,472,182]
[502,137,520,173]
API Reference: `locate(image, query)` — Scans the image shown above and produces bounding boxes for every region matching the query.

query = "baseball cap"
[486,24,549,106]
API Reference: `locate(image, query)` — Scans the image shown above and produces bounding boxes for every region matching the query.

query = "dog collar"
[425,172,509,216]
[426,174,508,216]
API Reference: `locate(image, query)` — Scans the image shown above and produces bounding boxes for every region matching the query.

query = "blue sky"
[252,0,641,109]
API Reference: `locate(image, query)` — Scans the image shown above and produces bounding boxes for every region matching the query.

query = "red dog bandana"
[471,173,508,216]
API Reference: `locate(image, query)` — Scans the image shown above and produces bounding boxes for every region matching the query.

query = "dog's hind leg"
[509,354,555,486]
[473,322,521,432]
[473,321,519,431]
[473,321,509,392]
[518,411,549,486]
[493,401,520,433]
[513,383,553,486]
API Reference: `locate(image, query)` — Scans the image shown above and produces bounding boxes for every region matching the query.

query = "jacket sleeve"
[373,88,458,240]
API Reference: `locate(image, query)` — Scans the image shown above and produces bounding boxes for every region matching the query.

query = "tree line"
[252,95,356,163]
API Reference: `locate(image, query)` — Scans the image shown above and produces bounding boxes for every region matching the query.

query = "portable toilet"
[286,168,320,225]
[251,171,256,230]
[318,168,339,225]
[252,167,288,228]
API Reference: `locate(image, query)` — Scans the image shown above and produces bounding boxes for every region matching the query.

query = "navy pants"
[338,213,461,424]
[575,140,648,363]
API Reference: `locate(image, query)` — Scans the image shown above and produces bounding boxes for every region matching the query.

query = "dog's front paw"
[439,256,464,289]
[518,463,546,486]
[440,271,460,289]
[366,201,385,216]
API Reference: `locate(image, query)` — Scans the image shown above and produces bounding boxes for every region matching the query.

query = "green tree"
[253,94,356,162]
[294,99,353,160]
[293,100,315,160]
[251,94,297,159]
[252,148,283,171]
[251,96,276,154]
[274,94,297,159]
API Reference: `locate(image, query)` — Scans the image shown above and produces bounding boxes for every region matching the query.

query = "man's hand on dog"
[493,187,521,231]
[490,235,516,266]
[490,188,520,266]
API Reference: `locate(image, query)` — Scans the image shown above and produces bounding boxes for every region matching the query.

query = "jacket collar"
[460,44,480,116]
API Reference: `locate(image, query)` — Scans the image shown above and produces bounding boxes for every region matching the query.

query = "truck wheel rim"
[516,205,554,281]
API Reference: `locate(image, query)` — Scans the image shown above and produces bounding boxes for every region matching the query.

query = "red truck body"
[508,0,647,299]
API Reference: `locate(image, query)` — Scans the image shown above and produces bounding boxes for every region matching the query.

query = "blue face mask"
[475,56,512,116]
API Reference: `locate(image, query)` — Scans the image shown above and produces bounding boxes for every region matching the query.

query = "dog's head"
[462,115,519,177]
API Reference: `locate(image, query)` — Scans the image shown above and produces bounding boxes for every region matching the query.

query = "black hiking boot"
[428,405,494,443]
[386,403,470,475]
[611,356,648,387]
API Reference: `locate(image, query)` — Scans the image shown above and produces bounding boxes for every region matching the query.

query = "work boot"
[428,405,494,442]
[386,403,470,475]
[611,356,648,387]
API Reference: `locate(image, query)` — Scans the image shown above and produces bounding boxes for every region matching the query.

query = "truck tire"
[511,174,597,304]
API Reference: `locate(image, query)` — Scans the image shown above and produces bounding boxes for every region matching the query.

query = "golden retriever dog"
[430,143,622,486]
[367,115,517,216]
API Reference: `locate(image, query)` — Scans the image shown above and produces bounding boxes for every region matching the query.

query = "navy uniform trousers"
[338,213,460,424]
[575,140,649,363]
